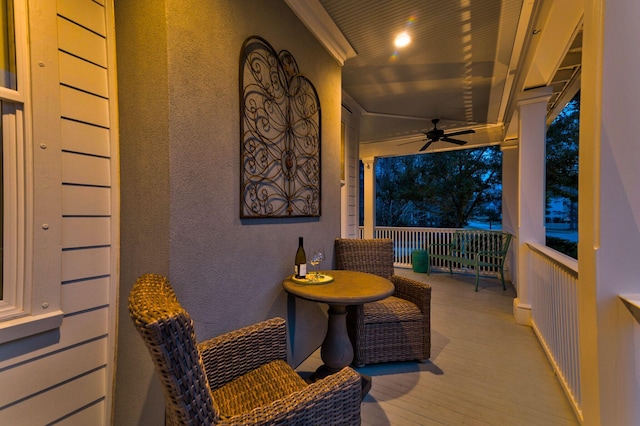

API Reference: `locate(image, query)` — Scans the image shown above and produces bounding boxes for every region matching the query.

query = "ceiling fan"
[418,119,476,151]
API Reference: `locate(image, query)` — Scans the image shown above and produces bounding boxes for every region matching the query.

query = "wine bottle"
[294,237,307,278]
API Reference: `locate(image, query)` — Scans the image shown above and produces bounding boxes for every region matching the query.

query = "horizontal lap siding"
[0,309,108,370]
[60,52,109,98]
[58,1,113,423]
[60,86,110,127]
[57,16,107,67]
[0,1,115,425]
[61,247,111,282]
[63,186,111,216]
[62,278,110,313]
[0,369,107,425]
[0,339,108,408]
[63,217,111,248]
[61,120,110,157]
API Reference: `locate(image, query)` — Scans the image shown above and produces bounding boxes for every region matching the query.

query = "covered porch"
[358,226,580,418]
[333,2,640,424]
[298,269,579,425]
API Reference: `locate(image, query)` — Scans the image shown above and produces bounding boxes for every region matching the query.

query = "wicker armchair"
[334,238,431,366]
[129,273,362,425]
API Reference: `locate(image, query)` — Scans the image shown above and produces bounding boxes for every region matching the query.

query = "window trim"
[0,101,27,320]
[0,0,63,343]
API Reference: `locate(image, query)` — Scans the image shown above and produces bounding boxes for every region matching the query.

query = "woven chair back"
[335,238,395,279]
[129,274,219,424]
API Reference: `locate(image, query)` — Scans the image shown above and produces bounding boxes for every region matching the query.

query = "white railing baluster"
[527,242,581,421]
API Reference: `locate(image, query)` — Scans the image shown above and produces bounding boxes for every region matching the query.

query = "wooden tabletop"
[282,270,394,305]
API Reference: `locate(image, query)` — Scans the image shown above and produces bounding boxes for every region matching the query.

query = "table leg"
[320,304,353,372]
[311,304,371,398]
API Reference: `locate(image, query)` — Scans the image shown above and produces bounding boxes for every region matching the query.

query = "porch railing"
[527,242,582,420]
[361,226,506,276]
[368,226,452,268]
[358,226,582,420]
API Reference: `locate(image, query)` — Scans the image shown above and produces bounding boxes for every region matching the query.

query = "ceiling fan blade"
[443,129,476,137]
[419,140,433,151]
[441,137,468,145]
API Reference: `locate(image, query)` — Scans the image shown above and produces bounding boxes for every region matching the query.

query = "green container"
[412,250,429,273]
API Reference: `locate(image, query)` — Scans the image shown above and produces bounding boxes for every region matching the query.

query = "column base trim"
[513,298,532,326]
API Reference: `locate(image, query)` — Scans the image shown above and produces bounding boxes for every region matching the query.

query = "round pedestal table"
[283,270,394,396]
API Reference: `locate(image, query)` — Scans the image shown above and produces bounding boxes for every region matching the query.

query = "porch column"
[362,156,376,239]
[500,140,519,285]
[578,1,640,423]
[514,87,552,325]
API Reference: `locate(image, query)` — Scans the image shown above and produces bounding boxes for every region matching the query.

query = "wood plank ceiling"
[315,0,582,151]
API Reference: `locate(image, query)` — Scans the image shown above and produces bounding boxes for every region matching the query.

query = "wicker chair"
[334,238,431,366]
[129,273,362,425]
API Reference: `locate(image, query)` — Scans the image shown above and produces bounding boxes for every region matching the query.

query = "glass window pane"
[0,0,16,90]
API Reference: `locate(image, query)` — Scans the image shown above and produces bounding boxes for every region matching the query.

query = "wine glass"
[309,249,321,281]
[314,247,325,279]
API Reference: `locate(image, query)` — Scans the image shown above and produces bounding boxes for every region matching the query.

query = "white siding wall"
[0,0,118,424]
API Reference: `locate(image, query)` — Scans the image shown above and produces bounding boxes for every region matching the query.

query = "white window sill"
[0,310,64,344]
[620,295,640,324]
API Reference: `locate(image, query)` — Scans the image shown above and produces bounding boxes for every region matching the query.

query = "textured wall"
[115,1,342,423]
[115,1,171,425]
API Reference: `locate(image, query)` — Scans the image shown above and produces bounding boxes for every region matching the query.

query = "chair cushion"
[363,296,422,325]
[211,359,307,418]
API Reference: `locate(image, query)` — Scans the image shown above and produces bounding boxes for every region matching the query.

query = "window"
[1,0,17,91]
[0,0,63,342]
[1,0,20,316]
[1,100,26,320]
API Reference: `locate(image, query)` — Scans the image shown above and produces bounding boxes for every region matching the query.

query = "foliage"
[546,93,580,229]
[546,236,578,260]
[375,146,502,228]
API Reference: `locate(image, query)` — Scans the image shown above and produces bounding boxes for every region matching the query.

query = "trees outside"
[361,93,579,257]
[546,92,579,230]
[374,146,502,228]
[545,92,579,258]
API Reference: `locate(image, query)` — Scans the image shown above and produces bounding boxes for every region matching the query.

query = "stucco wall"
[115,1,342,423]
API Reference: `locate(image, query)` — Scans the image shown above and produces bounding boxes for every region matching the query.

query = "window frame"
[0,101,27,320]
[0,0,63,343]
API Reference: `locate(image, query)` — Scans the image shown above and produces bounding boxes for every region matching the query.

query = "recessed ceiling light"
[394,32,411,48]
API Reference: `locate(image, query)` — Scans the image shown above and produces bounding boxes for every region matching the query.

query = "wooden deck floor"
[296,269,579,426]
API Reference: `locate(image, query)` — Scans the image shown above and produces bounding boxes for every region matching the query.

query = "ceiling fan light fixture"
[394,32,411,48]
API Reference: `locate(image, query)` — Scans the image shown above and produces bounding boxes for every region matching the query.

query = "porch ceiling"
[288,0,583,155]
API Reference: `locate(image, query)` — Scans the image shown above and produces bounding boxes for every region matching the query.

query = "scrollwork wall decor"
[240,35,321,218]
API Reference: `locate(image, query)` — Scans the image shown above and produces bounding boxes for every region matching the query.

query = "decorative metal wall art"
[240,35,321,218]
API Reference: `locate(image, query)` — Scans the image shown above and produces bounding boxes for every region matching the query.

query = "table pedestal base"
[320,304,353,369]
[310,304,371,398]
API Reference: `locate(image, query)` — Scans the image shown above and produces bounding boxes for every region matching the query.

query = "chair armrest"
[390,275,431,315]
[199,317,287,390]
[475,250,507,265]
[217,367,362,425]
